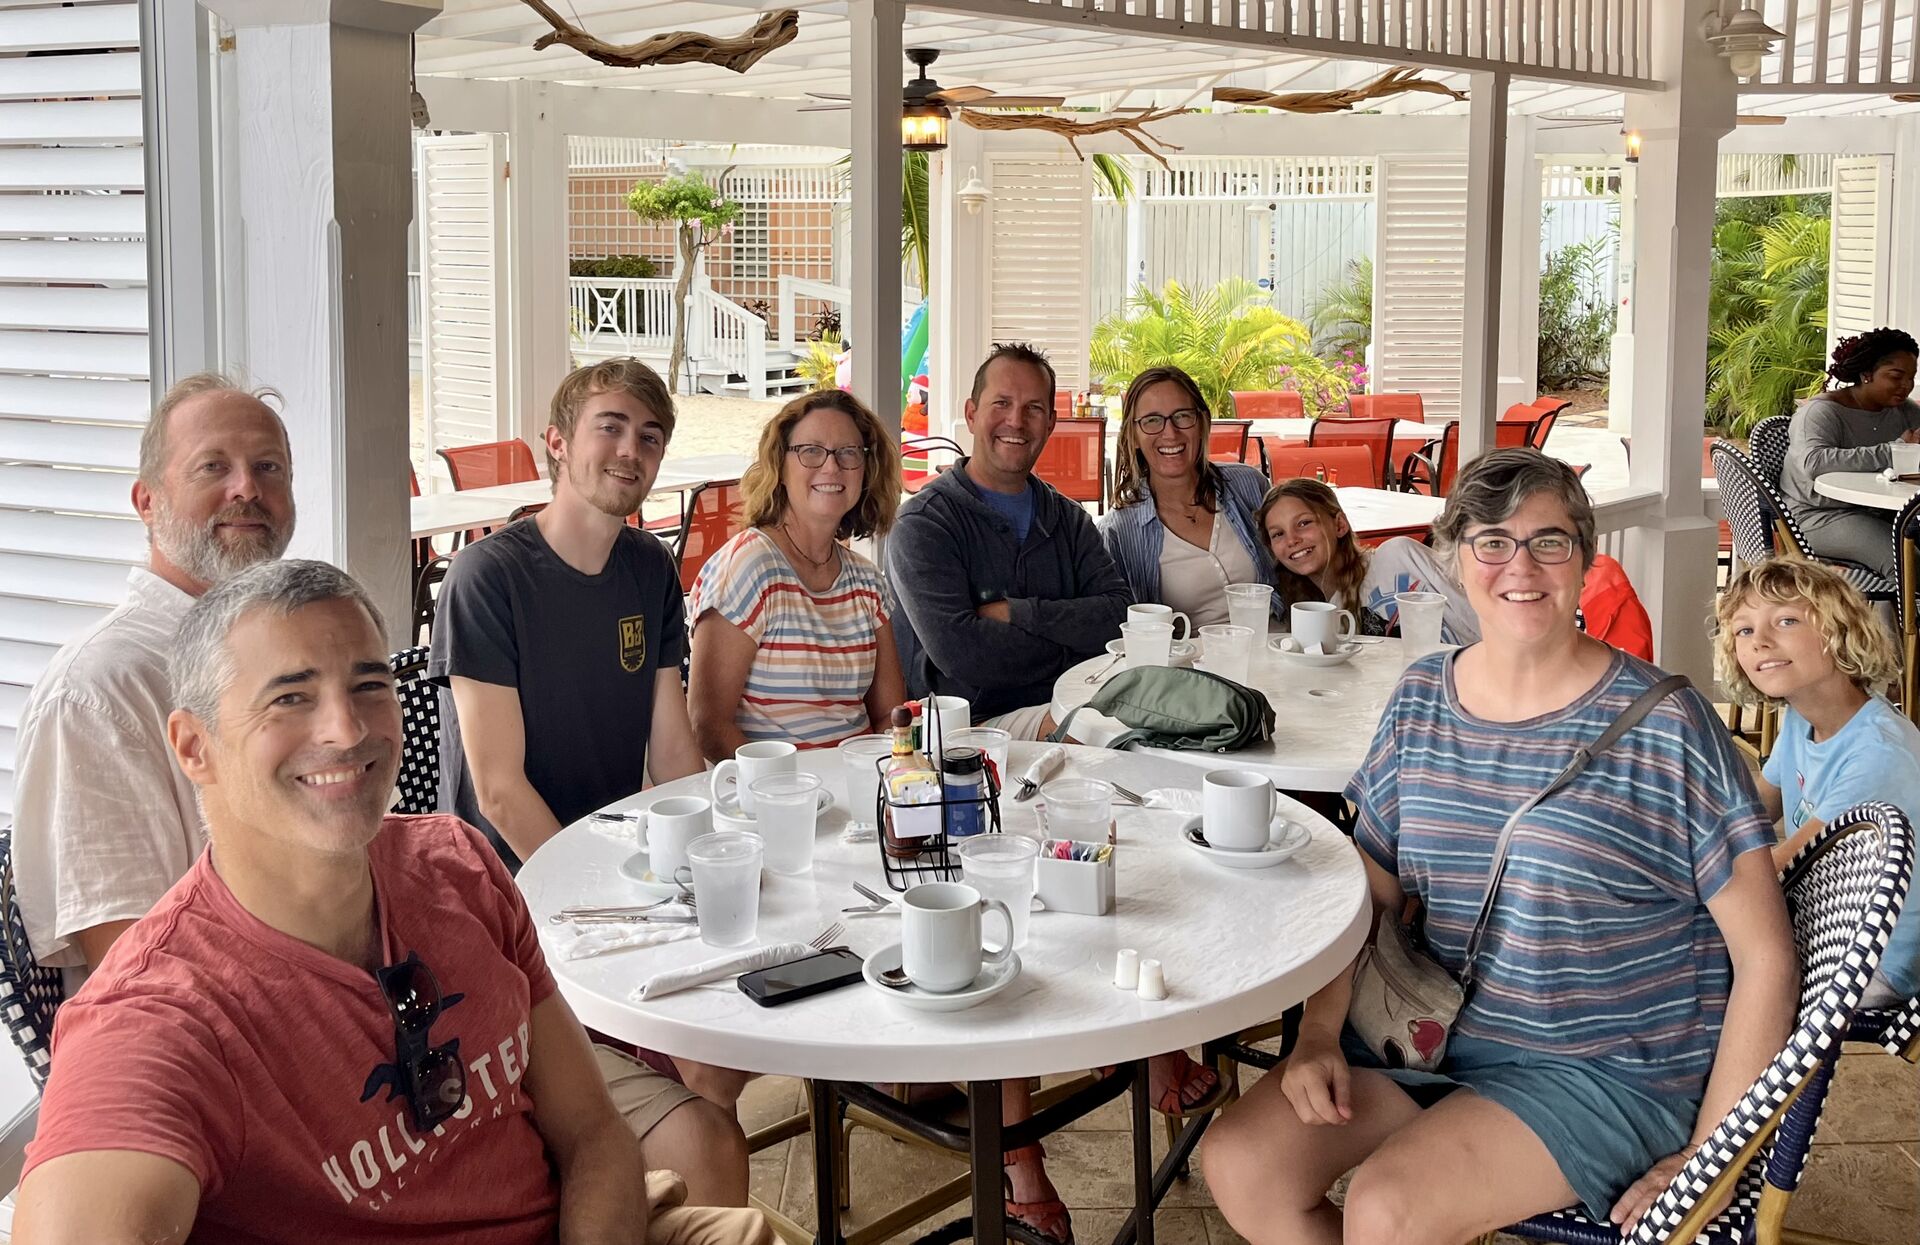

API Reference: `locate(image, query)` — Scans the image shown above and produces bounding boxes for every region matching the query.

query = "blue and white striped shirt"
[1098,463,1278,613]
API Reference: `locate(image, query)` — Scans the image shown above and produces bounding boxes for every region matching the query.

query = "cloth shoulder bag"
[1049,665,1275,753]
[1347,674,1690,1072]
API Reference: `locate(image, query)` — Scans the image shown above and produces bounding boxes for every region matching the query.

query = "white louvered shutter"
[1827,156,1892,356]
[416,132,509,489]
[988,156,1091,390]
[0,1,151,817]
[1372,155,1468,422]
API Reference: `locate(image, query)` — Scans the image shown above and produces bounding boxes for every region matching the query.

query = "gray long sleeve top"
[1782,394,1920,522]
[886,460,1135,722]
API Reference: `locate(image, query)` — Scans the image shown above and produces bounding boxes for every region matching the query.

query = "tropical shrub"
[1706,207,1830,436]
[568,254,661,280]
[1308,258,1372,358]
[1090,278,1350,417]
[1537,235,1616,390]
[627,173,743,393]
[797,331,843,392]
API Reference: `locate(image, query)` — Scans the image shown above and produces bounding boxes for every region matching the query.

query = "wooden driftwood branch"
[1213,67,1468,114]
[958,106,1189,168]
[518,2,800,73]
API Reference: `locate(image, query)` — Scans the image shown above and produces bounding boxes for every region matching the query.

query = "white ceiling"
[416,1,1920,121]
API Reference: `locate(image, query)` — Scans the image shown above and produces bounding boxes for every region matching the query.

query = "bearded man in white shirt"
[12,372,296,989]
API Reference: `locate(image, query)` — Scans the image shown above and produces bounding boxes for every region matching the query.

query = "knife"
[1012,745,1066,802]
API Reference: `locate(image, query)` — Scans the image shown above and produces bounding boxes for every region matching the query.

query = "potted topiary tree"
[626,172,742,393]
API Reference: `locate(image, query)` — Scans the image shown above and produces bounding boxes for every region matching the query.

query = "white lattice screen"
[1828,156,1893,356]
[416,132,509,487]
[989,156,1092,391]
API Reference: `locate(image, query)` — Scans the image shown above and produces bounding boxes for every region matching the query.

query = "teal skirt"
[1340,1028,1694,1219]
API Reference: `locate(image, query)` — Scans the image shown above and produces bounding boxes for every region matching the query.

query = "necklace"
[781,522,839,570]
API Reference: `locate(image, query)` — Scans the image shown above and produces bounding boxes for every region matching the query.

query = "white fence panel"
[990,156,1092,390]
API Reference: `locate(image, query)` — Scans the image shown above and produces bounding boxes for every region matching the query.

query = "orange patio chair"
[1034,417,1108,512]
[1308,417,1396,488]
[1230,391,1305,421]
[1054,390,1076,420]
[1207,420,1253,465]
[1398,422,1458,496]
[901,435,964,495]
[674,478,748,593]
[1265,443,1374,487]
[437,439,540,490]
[1346,393,1427,422]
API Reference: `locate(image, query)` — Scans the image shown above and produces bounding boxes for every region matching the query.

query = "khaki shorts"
[982,704,1053,741]
[594,1043,706,1140]
[644,1171,776,1245]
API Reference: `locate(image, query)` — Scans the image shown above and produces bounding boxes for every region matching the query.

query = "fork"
[1082,653,1124,684]
[1111,781,1145,805]
[808,922,847,951]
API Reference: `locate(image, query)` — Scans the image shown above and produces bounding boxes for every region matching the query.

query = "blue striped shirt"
[1346,649,1775,1100]
[1098,463,1278,611]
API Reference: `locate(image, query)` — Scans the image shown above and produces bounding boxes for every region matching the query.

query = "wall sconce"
[957,166,989,215]
[902,101,951,152]
[1623,130,1642,163]
[1702,4,1785,81]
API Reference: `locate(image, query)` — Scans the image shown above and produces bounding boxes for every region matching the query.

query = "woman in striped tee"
[688,390,904,758]
[1203,449,1798,1243]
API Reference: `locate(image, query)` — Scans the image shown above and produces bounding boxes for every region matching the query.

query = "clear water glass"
[1395,591,1447,658]
[839,735,893,830]
[1198,623,1254,683]
[958,834,1040,951]
[951,727,1011,795]
[1039,777,1113,845]
[748,772,822,875]
[1225,583,1273,637]
[685,831,763,947]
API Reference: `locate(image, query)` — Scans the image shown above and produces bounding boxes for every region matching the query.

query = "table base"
[777,1064,1211,1245]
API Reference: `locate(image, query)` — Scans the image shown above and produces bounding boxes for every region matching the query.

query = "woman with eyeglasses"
[1204,449,1796,1245]
[1099,366,1276,627]
[687,390,905,761]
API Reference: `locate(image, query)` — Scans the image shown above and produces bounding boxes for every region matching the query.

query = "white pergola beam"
[418,76,852,146]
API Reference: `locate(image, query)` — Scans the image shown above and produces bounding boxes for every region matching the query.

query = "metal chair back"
[0,821,64,1089]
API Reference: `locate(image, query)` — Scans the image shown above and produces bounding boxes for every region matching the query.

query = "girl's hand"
[1278,1034,1352,1126]
[1901,428,1920,443]
[1609,1144,1724,1236]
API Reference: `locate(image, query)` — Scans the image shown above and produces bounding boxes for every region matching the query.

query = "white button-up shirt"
[12,568,204,989]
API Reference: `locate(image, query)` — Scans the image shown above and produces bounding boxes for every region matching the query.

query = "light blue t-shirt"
[1764,696,1920,1002]
[970,477,1035,544]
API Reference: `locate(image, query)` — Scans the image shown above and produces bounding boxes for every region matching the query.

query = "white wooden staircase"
[568,277,814,400]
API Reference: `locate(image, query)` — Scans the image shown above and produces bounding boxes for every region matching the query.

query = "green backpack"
[1050,665,1275,753]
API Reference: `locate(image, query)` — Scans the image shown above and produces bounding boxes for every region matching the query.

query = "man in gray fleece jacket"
[888,344,1133,737]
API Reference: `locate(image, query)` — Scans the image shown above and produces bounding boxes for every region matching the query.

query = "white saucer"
[1105,637,1198,667]
[1268,638,1360,667]
[1178,815,1312,868]
[861,943,1022,1011]
[618,849,688,898]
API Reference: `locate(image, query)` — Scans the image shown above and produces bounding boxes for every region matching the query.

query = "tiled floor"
[735,1045,1918,1245]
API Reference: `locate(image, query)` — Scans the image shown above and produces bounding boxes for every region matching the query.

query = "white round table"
[518,743,1369,1245]
[1050,637,1414,792]
[1813,470,1919,511]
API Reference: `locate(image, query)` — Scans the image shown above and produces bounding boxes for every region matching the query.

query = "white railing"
[693,287,770,399]
[1012,1,1657,82]
[1748,0,1918,88]
[777,275,851,346]
[568,276,678,355]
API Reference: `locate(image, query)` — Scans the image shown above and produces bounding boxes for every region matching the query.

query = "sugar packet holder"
[1035,838,1115,916]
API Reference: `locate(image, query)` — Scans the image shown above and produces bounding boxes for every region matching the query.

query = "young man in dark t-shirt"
[429,358,747,1205]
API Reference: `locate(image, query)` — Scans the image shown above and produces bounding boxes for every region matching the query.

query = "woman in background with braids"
[1780,327,1920,576]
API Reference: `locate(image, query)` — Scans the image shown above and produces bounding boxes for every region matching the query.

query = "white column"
[141,0,219,385]
[1620,6,1736,684]
[847,0,904,437]
[1609,160,1637,438]
[506,80,570,448]
[1458,71,1509,460]
[927,121,989,446]
[200,0,438,642]
[1887,115,1920,331]
[1496,116,1541,411]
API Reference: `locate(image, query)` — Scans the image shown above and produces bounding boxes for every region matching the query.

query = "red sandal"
[1099,1050,1222,1116]
[1003,1142,1073,1245]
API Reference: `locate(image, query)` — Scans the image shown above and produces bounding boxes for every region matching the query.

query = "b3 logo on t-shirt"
[618,615,648,673]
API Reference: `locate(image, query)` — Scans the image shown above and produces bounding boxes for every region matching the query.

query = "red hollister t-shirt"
[25,814,562,1244]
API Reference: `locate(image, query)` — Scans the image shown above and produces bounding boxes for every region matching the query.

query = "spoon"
[877,964,914,989]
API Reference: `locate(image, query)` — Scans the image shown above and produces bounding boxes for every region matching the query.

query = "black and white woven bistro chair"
[1893,494,1920,727]
[1506,800,1912,1245]
[0,821,65,1090]
[1747,415,1792,492]
[1711,440,1894,604]
[391,646,440,816]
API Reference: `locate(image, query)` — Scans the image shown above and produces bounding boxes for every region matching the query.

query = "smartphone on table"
[737,948,865,1007]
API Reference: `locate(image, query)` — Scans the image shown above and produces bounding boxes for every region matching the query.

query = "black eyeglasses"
[788,444,868,470]
[361,951,467,1131]
[1462,532,1579,565]
[1134,411,1200,434]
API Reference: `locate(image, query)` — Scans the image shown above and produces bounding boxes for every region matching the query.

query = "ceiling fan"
[797,47,1064,113]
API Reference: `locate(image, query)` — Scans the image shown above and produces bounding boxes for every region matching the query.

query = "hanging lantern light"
[957,166,989,215]
[902,101,951,152]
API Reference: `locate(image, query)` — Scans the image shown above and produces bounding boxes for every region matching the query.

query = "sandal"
[1003,1142,1074,1245]
[1098,1050,1223,1117]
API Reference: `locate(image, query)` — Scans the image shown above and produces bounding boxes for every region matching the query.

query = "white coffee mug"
[1203,769,1277,852]
[900,881,1014,993]
[1127,603,1191,642]
[710,740,798,815]
[924,695,972,760]
[638,795,710,879]
[1291,601,1357,651]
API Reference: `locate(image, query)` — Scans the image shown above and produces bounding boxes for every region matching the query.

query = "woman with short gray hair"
[1204,448,1798,1243]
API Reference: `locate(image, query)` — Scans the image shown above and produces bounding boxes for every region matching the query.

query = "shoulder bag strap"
[1455,674,1691,992]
